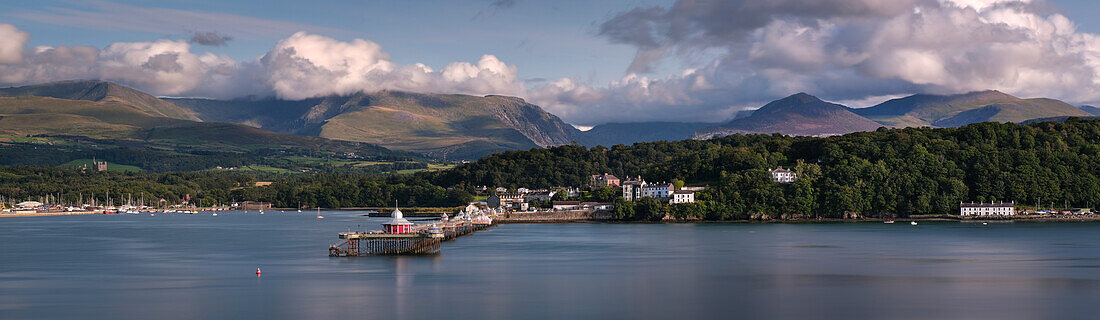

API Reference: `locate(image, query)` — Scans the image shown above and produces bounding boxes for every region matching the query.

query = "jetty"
[329,204,496,256]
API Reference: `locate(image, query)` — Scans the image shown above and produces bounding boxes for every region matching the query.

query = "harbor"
[329,204,497,256]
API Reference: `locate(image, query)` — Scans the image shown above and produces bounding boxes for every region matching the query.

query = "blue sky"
[1,0,1099,125]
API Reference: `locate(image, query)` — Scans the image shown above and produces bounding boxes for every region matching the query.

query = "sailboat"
[316,207,324,219]
[259,201,264,215]
[297,201,302,213]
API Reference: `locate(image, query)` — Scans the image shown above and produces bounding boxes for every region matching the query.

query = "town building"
[487,193,525,210]
[959,201,1016,216]
[670,190,695,204]
[579,202,615,210]
[621,178,645,201]
[590,173,620,189]
[552,201,580,211]
[641,182,674,199]
[556,186,581,198]
[769,166,798,183]
[524,190,557,202]
[15,201,43,209]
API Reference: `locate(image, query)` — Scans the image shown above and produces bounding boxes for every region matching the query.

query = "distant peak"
[782,92,822,103]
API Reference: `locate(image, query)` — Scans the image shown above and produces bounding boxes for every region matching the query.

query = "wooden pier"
[329,218,496,256]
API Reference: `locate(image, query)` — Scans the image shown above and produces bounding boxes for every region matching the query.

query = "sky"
[1,0,1099,126]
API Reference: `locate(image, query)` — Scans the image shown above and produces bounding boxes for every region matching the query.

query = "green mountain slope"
[697,93,883,138]
[853,90,1091,127]
[171,91,581,159]
[0,89,395,156]
[0,80,199,121]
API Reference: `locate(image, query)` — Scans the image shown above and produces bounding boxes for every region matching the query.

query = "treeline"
[0,142,425,173]
[0,166,469,209]
[428,119,1100,219]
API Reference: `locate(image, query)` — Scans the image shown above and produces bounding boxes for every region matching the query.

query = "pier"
[329,204,496,256]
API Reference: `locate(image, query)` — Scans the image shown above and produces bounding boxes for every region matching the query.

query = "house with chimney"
[590,173,620,189]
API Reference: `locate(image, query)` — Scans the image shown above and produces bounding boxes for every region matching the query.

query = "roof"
[384,208,413,225]
[769,167,793,173]
[553,201,580,206]
[16,201,43,207]
[592,173,619,180]
[960,202,1014,208]
[673,190,695,194]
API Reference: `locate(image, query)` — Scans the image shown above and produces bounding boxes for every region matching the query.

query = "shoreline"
[5,209,1098,223]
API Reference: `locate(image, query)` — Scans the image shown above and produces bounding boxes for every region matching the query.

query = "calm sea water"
[2,211,1100,319]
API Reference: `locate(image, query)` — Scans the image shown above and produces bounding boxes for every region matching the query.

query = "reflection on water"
[1,213,1100,319]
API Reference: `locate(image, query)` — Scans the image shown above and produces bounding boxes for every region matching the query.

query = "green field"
[396,163,456,174]
[232,165,296,174]
[60,159,143,172]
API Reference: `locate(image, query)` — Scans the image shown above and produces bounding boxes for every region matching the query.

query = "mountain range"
[168,91,579,159]
[0,80,1095,160]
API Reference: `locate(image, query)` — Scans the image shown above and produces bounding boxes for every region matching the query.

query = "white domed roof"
[384,205,412,226]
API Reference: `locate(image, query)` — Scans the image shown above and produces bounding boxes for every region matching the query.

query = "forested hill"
[429,119,1100,219]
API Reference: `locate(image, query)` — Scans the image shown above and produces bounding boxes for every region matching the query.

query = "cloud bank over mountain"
[538,0,1100,124]
[2,0,1100,126]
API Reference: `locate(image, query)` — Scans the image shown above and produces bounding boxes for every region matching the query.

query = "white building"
[960,201,1016,216]
[524,190,557,202]
[670,190,695,204]
[642,182,673,198]
[769,167,798,183]
[622,177,675,200]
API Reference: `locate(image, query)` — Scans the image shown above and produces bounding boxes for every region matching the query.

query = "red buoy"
[256,268,262,275]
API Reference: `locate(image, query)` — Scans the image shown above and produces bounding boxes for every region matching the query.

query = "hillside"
[696,93,883,138]
[578,122,715,146]
[0,80,199,121]
[172,91,581,159]
[853,90,1091,127]
[1082,105,1100,116]
[429,119,1100,220]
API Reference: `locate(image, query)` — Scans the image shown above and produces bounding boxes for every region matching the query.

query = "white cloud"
[0,23,29,64]
[0,25,526,102]
[258,32,524,100]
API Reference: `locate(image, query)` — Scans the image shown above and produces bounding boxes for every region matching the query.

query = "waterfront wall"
[497,210,613,223]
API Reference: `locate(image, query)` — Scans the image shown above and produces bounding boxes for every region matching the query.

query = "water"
[2,212,1100,319]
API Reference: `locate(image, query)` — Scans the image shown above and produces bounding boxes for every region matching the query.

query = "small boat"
[884,220,894,224]
[910,221,918,226]
[212,213,218,216]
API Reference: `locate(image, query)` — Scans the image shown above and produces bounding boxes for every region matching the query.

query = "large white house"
[959,201,1016,216]
[769,166,798,183]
